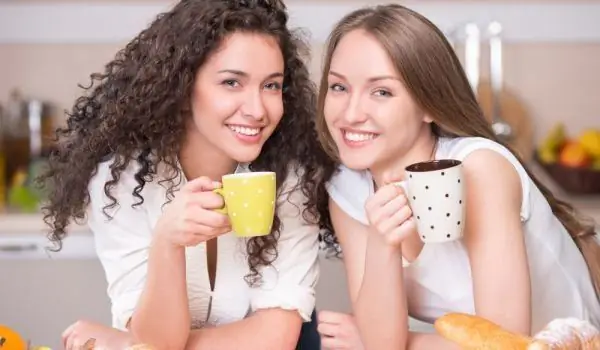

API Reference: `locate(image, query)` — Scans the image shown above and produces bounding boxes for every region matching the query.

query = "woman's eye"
[329,83,346,92]
[222,79,240,88]
[374,89,392,97]
[264,82,282,90]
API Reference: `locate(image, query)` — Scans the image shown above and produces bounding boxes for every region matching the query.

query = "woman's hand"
[318,311,364,350]
[62,320,135,350]
[154,176,231,247]
[365,183,416,249]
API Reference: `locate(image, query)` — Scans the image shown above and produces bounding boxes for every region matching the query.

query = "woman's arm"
[329,196,409,350]
[462,149,531,333]
[407,149,531,349]
[186,309,301,350]
[128,176,231,349]
[128,236,190,349]
[328,199,368,305]
[61,310,300,350]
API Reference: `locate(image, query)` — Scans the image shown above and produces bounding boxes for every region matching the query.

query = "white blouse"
[86,159,320,330]
[327,136,600,332]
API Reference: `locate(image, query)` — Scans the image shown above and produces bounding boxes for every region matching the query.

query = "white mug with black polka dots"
[397,159,465,243]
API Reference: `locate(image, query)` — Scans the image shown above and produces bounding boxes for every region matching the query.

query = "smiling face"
[323,29,433,173]
[187,31,285,164]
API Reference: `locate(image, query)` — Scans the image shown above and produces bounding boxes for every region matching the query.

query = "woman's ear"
[423,114,433,123]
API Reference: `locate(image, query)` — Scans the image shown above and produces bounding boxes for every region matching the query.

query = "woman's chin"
[338,153,373,171]
[228,148,263,165]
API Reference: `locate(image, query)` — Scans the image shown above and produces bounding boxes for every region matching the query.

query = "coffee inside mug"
[405,159,462,172]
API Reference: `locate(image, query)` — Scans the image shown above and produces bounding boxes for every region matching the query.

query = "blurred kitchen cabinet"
[0,233,111,349]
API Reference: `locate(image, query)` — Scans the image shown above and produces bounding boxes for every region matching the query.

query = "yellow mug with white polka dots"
[213,171,276,237]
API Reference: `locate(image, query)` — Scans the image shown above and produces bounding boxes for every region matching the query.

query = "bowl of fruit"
[536,124,600,194]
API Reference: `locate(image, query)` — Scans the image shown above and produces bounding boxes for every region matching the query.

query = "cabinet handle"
[0,243,38,252]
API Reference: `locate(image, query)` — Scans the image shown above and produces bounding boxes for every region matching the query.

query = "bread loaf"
[435,312,600,350]
[434,313,531,349]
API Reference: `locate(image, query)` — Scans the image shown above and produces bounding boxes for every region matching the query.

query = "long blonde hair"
[316,4,600,298]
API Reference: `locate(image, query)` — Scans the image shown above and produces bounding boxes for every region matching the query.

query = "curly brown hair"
[39,0,335,285]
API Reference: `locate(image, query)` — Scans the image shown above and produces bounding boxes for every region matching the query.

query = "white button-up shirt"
[87,159,320,330]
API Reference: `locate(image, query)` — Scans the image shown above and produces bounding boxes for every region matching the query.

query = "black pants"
[296,309,320,349]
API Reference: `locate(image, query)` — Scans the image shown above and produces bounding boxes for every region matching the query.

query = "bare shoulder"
[461,148,522,199]
[461,148,524,243]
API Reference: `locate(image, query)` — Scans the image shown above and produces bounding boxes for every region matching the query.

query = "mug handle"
[212,188,228,214]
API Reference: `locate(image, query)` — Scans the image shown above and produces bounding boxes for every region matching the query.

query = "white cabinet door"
[0,233,111,349]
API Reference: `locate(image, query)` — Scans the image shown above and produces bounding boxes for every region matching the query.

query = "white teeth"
[229,125,260,136]
[344,131,376,142]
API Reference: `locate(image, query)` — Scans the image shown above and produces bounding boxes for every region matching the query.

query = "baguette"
[435,312,600,350]
[435,312,531,350]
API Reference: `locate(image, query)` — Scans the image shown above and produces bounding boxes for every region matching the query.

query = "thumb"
[184,176,220,192]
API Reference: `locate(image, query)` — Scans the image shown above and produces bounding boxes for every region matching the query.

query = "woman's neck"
[178,128,238,181]
[370,128,437,188]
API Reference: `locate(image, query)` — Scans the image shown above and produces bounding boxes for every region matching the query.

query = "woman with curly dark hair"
[40,0,335,349]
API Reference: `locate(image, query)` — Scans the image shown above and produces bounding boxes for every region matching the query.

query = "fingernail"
[212,181,222,188]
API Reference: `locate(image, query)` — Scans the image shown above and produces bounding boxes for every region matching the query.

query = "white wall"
[1,1,600,44]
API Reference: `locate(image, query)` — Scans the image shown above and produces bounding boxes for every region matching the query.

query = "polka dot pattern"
[219,172,276,237]
[402,161,466,243]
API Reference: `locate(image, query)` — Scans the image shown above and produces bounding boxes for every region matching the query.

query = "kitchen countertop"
[0,212,90,235]
[0,162,598,235]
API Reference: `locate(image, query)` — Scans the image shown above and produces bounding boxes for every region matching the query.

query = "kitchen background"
[1,0,599,348]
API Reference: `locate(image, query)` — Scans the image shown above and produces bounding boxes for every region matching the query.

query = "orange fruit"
[559,141,592,168]
[0,325,26,350]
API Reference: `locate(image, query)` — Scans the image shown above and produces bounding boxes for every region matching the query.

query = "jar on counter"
[4,89,30,189]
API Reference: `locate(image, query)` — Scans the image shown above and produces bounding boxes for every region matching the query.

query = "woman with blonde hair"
[313,4,600,349]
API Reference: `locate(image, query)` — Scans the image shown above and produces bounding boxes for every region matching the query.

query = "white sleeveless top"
[326,136,600,332]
